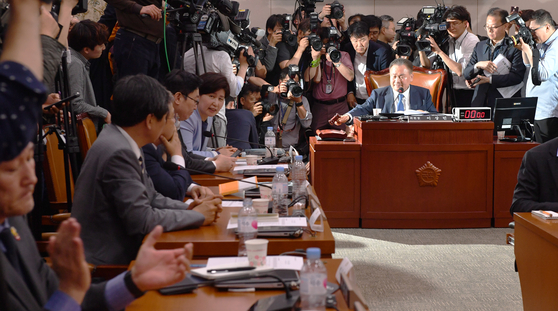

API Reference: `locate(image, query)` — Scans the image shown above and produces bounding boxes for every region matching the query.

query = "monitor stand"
[500,124,531,142]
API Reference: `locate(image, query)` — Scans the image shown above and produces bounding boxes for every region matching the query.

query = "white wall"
[240,0,558,37]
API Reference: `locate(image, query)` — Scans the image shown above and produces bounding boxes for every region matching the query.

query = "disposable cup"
[246,155,258,165]
[373,108,381,116]
[259,186,272,200]
[245,239,268,267]
[252,198,270,214]
[497,131,505,140]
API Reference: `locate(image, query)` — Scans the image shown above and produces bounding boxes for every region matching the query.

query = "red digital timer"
[453,107,492,121]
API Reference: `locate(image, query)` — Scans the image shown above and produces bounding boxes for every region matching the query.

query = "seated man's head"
[198,73,230,120]
[162,69,203,121]
[68,19,108,60]
[348,21,370,55]
[389,58,414,92]
[238,83,261,111]
[0,143,37,223]
[111,74,172,144]
[362,15,382,42]
[442,6,471,39]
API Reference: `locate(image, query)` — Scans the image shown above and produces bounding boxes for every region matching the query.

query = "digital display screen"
[422,7,435,14]
[457,108,492,120]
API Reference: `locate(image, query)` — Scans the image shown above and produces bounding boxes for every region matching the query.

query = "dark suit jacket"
[511,138,558,214]
[347,85,437,121]
[72,124,205,265]
[2,216,108,311]
[177,130,217,174]
[343,40,394,95]
[463,38,526,108]
[225,109,259,150]
[142,144,193,201]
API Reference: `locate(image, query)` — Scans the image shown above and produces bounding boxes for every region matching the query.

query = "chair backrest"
[364,66,447,112]
[76,113,97,161]
[43,127,74,209]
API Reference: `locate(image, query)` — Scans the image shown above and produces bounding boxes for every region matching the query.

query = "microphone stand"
[202,131,280,165]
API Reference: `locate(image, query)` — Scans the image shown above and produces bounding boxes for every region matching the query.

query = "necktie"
[0,227,23,276]
[397,93,404,112]
[138,156,145,174]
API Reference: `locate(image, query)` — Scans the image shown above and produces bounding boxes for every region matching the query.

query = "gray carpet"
[331,228,522,311]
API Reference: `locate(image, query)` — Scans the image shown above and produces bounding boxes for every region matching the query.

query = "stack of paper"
[227,217,307,229]
[229,213,279,224]
[532,210,558,219]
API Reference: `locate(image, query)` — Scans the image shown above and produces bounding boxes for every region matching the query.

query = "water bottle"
[291,155,307,216]
[264,127,276,158]
[300,248,327,311]
[272,167,289,216]
[238,198,258,256]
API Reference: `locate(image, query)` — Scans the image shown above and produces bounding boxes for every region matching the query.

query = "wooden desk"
[191,171,273,187]
[514,212,558,311]
[126,259,350,311]
[493,140,538,227]
[151,206,336,258]
[310,137,361,228]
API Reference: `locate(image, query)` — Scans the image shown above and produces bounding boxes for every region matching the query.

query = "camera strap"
[277,101,294,148]
[531,47,542,86]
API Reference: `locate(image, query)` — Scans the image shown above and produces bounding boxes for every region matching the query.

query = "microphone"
[162,162,272,189]
[393,87,404,112]
[202,131,279,165]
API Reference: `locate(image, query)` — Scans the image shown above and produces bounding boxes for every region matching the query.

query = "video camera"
[260,85,279,116]
[506,13,535,46]
[282,14,297,46]
[281,65,303,98]
[395,17,417,57]
[415,4,449,53]
[326,1,344,20]
[299,0,324,14]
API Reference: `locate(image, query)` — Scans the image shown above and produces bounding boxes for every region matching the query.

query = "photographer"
[418,5,479,107]
[515,9,558,143]
[305,27,354,132]
[260,14,285,78]
[267,67,313,148]
[277,18,312,73]
[463,8,526,108]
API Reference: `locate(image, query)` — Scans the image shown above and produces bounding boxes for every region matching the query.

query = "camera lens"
[290,84,303,98]
[327,46,341,63]
[310,37,323,51]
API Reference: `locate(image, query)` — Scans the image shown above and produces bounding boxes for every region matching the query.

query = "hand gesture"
[140,4,162,21]
[42,93,62,114]
[330,114,350,125]
[298,37,309,52]
[347,93,357,108]
[191,197,223,225]
[190,185,215,201]
[475,61,497,74]
[319,5,331,20]
[213,155,236,172]
[469,75,490,88]
[252,102,263,117]
[425,37,442,54]
[160,127,183,157]
[47,218,90,304]
[269,29,282,47]
[263,113,274,122]
[311,48,322,61]
[216,145,238,157]
[131,226,193,291]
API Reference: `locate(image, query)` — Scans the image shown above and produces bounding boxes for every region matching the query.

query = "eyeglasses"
[186,95,200,105]
[484,24,505,31]
[529,25,546,33]
[446,20,464,27]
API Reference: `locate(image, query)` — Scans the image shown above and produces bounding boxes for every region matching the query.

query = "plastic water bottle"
[238,198,258,256]
[291,155,307,216]
[264,127,276,157]
[300,248,327,311]
[272,167,289,216]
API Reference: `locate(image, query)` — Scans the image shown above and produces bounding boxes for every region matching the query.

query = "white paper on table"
[207,256,304,270]
[227,217,307,229]
[403,109,429,115]
[335,257,355,283]
[233,164,289,173]
[222,201,244,207]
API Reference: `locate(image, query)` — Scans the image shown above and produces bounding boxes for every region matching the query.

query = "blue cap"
[295,155,303,161]
[267,127,273,131]
[276,166,284,173]
[306,247,321,259]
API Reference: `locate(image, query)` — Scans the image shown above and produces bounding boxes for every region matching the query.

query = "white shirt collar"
[115,125,142,160]
[392,86,411,111]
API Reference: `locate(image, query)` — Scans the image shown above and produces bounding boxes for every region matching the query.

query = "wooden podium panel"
[514,213,558,311]
[355,120,494,228]
[493,140,538,227]
[310,137,361,228]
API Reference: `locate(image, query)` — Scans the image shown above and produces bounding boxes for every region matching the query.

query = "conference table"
[514,212,558,311]
[311,119,538,228]
[126,258,350,311]
[191,171,273,187]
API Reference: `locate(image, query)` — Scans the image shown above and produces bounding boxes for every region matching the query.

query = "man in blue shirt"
[516,9,558,143]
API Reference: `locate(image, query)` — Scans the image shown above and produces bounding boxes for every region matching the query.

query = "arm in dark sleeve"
[377,47,392,71]
[423,91,438,113]
[143,146,192,201]
[261,42,278,72]
[491,49,526,87]
[510,150,558,214]
[346,91,377,124]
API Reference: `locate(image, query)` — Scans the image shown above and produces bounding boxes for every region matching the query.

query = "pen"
[207,266,256,274]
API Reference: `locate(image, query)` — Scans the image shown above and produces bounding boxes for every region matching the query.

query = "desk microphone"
[202,131,279,165]
[162,162,272,189]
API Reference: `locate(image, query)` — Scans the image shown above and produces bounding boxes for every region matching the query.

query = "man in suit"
[332,58,438,125]
[72,74,223,265]
[463,8,526,108]
[343,21,394,107]
[511,137,558,214]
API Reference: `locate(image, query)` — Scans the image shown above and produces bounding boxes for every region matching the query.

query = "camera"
[415,5,449,53]
[306,12,322,51]
[327,1,344,20]
[300,0,324,14]
[281,65,303,98]
[166,0,202,31]
[506,13,535,46]
[51,0,88,15]
[282,14,297,47]
[322,27,341,62]
[395,17,417,57]
[260,85,279,116]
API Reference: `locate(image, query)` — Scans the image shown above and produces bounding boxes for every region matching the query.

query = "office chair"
[76,113,98,161]
[364,66,447,112]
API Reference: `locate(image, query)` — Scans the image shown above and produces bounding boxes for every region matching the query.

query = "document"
[207,256,304,270]
[233,164,289,173]
[484,54,524,98]
[227,217,307,229]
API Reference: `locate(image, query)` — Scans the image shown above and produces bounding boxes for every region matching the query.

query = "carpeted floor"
[331,228,522,311]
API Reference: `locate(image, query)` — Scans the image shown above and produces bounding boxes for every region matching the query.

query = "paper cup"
[497,131,505,140]
[245,239,268,267]
[259,186,272,199]
[252,198,270,214]
[373,108,381,116]
[246,155,258,165]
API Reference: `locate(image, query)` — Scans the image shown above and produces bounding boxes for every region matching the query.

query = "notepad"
[190,262,273,280]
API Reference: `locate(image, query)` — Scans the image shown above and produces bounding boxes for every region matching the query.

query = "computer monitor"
[493,97,537,142]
